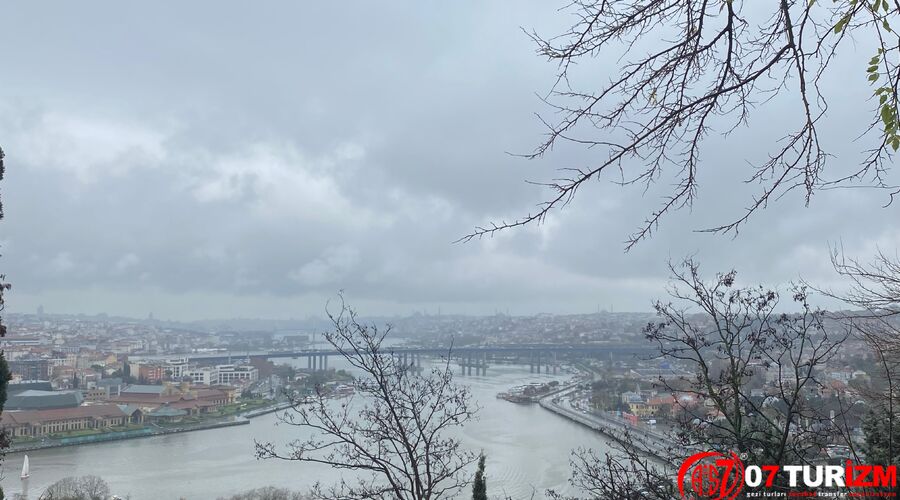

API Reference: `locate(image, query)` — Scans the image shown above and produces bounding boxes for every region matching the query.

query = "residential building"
[214,364,258,385]
[185,366,218,385]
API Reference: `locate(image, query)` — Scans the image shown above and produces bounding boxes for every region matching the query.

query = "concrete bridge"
[131,343,658,376]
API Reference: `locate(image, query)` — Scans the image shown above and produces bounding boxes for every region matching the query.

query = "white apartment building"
[181,364,258,386]
[185,366,218,385]
[215,364,258,385]
[163,358,190,379]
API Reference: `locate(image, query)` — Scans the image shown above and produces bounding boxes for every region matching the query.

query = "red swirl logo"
[677,451,744,500]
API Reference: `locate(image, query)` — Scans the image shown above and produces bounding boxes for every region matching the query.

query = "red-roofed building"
[106,384,230,414]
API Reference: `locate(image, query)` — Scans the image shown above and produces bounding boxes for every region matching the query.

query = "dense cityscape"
[0,309,882,462]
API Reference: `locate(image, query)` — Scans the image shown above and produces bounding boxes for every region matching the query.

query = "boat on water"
[21,454,30,479]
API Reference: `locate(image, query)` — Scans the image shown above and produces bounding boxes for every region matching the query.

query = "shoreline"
[5,401,293,454]
[537,386,694,460]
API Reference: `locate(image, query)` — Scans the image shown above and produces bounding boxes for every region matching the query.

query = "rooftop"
[6,390,84,411]
[8,381,53,392]
[121,385,166,395]
[147,406,187,418]
[97,377,123,388]
[1,404,126,426]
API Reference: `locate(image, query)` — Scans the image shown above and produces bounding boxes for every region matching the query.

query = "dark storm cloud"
[1,1,897,319]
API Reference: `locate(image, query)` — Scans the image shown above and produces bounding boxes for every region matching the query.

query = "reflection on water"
[0,362,611,499]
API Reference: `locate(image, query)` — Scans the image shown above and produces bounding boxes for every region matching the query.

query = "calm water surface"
[1,363,611,499]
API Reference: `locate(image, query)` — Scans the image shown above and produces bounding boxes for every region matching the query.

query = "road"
[539,386,697,460]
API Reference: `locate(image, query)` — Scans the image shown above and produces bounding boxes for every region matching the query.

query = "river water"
[1,362,612,499]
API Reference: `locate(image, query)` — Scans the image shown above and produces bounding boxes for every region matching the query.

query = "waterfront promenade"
[6,400,294,454]
[538,386,696,460]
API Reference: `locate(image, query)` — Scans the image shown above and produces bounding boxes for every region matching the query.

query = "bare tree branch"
[462,1,900,250]
[255,294,477,500]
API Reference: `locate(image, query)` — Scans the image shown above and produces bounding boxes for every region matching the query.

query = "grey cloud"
[0,1,898,319]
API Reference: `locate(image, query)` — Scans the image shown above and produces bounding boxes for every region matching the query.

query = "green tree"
[862,410,900,465]
[861,411,900,496]
[0,146,10,500]
[471,454,487,500]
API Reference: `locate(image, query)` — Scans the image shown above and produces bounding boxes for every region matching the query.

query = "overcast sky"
[1,2,897,320]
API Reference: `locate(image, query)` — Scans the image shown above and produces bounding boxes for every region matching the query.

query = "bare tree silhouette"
[256,296,477,500]
[552,259,854,498]
[464,1,900,249]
